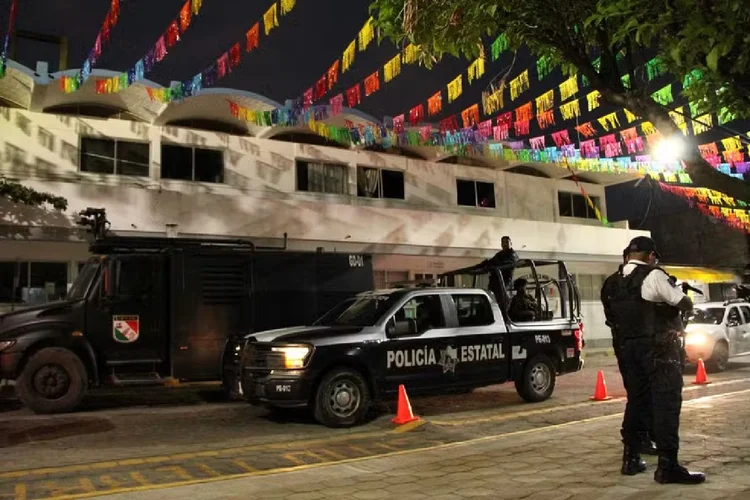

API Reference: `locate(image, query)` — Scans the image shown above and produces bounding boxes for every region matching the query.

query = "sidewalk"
[108,389,750,500]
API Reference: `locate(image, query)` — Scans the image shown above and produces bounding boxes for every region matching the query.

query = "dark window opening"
[80,137,149,176]
[457,179,496,208]
[0,261,68,305]
[558,192,600,219]
[357,166,405,199]
[296,160,348,194]
[161,144,224,183]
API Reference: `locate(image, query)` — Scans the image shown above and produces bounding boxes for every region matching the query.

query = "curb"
[583,349,616,358]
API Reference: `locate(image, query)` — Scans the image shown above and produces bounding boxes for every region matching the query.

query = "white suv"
[684,299,750,372]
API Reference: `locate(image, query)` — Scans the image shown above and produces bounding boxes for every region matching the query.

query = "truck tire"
[706,341,729,373]
[515,354,556,403]
[313,368,371,428]
[16,347,88,414]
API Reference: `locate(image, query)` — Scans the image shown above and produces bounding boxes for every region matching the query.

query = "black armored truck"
[0,208,374,413]
[237,258,585,427]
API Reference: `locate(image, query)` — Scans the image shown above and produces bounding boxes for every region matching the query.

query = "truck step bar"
[110,372,164,386]
[106,358,162,366]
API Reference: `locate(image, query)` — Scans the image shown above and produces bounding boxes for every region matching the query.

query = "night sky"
[5,0,511,123]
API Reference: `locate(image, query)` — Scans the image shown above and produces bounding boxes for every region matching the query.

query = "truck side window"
[394,295,445,333]
[451,294,494,327]
[728,307,742,325]
[740,306,750,325]
[116,259,151,297]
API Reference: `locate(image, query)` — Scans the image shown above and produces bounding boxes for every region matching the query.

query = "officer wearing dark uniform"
[601,249,657,469]
[485,236,519,303]
[603,236,705,484]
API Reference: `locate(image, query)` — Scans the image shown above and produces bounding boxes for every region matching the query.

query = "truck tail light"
[574,322,584,351]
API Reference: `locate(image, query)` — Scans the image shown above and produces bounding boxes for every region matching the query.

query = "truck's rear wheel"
[16,347,88,414]
[515,354,556,403]
[313,368,370,428]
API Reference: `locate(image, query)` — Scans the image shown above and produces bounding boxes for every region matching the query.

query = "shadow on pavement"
[0,417,115,448]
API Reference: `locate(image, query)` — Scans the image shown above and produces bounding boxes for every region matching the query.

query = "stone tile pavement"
[106,388,750,500]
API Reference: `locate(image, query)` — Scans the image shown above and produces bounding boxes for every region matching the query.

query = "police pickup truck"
[238,259,584,427]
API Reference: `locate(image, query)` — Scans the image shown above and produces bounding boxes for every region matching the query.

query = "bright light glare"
[652,136,687,163]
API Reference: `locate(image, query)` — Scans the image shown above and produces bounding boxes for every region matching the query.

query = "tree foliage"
[591,0,750,119]
[370,0,750,201]
[0,178,68,211]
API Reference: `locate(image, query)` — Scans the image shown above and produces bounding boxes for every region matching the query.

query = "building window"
[80,137,150,176]
[161,144,224,183]
[296,160,348,194]
[456,179,496,208]
[357,166,405,199]
[0,261,69,305]
[558,191,601,219]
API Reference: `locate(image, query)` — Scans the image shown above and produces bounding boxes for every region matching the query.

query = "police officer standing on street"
[603,236,705,484]
[601,248,657,470]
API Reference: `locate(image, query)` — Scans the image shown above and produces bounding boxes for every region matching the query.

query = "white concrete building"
[0,60,657,346]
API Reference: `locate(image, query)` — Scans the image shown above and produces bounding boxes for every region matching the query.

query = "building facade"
[0,61,658,347]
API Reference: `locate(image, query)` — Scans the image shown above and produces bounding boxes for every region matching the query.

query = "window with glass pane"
[558,192,601,219]
[457,179,477,206]
[194,148,224,183]
[457,179,495,208]
[161,144,224,183]
[357,166,405,199]
[0,262,21,302]
[476,181,496,208]
[30,262,68,302]
[80,137,115,174]
[116,141,150,176]
[296,160,348,194]
[161,144,193,180]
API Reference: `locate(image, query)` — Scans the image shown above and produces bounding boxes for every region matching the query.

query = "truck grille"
[241,343,283,370]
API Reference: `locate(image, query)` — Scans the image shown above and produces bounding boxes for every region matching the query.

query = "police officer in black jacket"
[602,249,657,470]
[603,236,705,484]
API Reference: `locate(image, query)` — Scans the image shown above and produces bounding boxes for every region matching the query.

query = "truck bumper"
[241,369,313,409]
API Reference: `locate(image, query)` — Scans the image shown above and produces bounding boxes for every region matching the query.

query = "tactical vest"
[605,264,679,340]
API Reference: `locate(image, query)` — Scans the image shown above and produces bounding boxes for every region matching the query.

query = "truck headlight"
[0,340,15,352]
[685,333,709,346]
[271,346,312,369]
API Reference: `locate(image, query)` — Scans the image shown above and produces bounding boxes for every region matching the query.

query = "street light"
[652,135,687,163]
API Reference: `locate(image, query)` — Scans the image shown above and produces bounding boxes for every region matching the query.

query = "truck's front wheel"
[16,347,88,414]
[313,368,371,428]
[515,354,556,403]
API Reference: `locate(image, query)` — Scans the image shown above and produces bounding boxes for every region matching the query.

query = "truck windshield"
[67,259,100,300]
[689,307,725,325]
[313,298,356,325]
[318,294,400,327]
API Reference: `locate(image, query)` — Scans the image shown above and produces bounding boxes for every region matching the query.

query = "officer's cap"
[625,236,661,259]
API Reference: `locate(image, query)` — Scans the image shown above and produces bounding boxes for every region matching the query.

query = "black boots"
[621,445,647,475]
[638,432,658,456]
[654,454,706,484]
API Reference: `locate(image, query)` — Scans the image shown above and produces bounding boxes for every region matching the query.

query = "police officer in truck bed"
[604,236,705,484]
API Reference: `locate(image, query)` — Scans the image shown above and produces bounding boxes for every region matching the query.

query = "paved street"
[1,355,749,499]
[103,388,750,500]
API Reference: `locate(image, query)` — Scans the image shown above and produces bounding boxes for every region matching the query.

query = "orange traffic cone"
[693,358,710,385]
[392,384,419,425]
[589,370,612,401]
